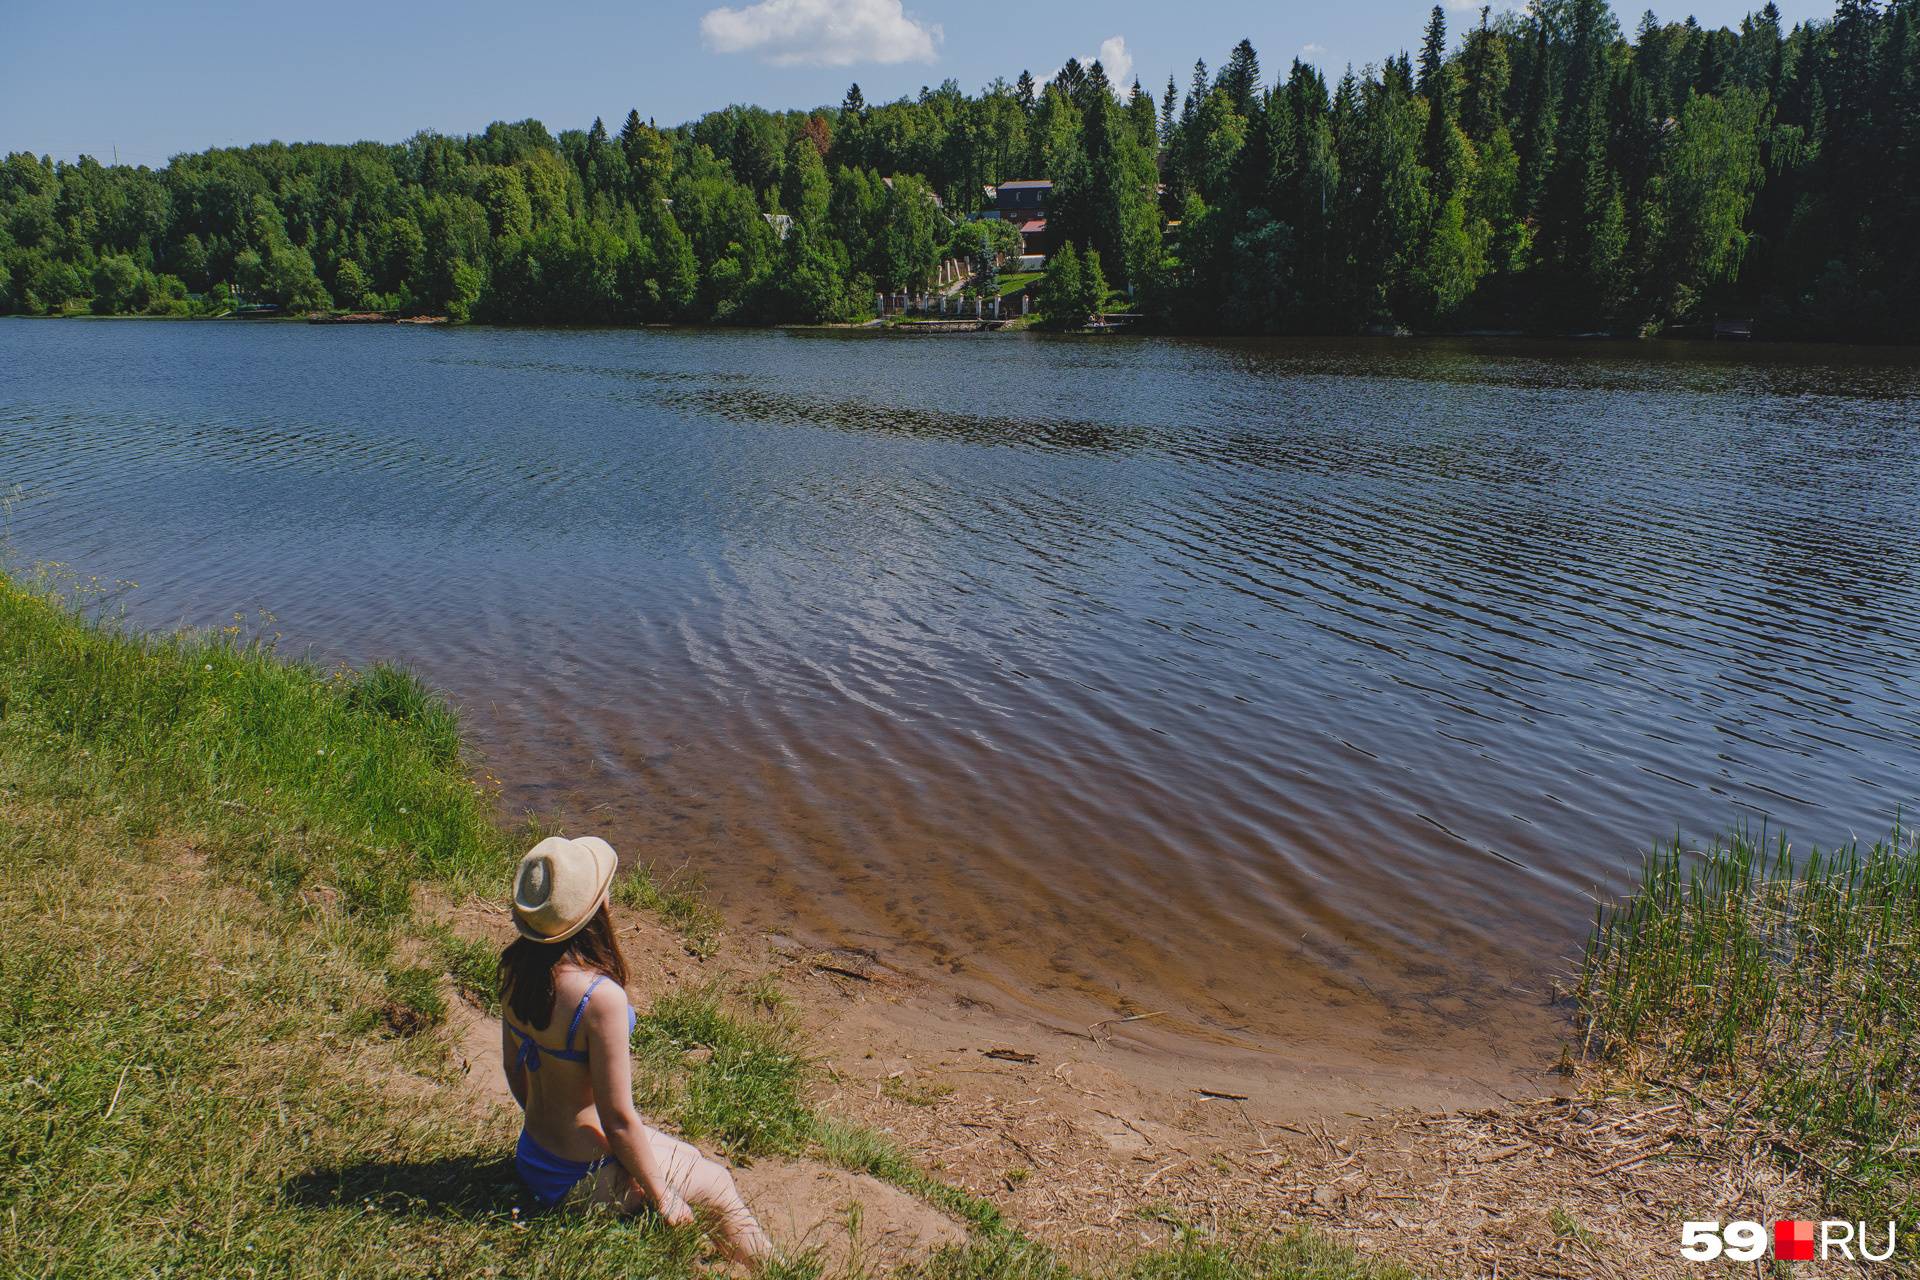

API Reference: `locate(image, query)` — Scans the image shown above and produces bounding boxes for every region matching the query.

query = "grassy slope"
[0,569,1421,1278]
[0,572,723,1276]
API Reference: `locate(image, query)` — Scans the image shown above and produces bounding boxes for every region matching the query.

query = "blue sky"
[5,0,1835,168]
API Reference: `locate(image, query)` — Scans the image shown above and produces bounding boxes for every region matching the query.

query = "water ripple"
[4,322,1917,1074]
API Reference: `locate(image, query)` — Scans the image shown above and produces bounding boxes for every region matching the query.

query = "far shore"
[18,310,1911,347]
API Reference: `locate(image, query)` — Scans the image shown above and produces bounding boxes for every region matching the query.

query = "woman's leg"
[643,1128,772,1263]
[581,1158,634,1212]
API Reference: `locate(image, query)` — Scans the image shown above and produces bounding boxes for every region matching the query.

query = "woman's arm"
[586,984,693,1225]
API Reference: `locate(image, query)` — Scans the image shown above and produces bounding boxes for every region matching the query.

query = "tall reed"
[1578,822,1920,1217]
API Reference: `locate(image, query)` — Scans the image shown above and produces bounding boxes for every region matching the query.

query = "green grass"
[0,569,744,1276]
[612,861,724,958]
[629,980,814,1158]
[1124,1234,1426,1280]
[384,963,450,1026]
[899,1233,1073,1280]
[1577,822,1920,1226]
[439,929,504,1016]
[0,738,724,1277]
[811,1118,1005,1233]
[0,567,513,915]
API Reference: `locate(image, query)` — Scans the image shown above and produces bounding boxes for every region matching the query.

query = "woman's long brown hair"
[497,905,631,1030]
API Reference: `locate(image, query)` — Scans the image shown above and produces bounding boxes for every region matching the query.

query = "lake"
[5,319,1917,1082]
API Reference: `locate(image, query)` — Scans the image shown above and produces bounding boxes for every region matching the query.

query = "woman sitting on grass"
[499,835,771,1264]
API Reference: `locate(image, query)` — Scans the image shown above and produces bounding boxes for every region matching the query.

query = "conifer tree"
[1222,40,1263,117]
[1080,247,1110,318]
[1086,59,1115,105]
[1459,9,1508,146]
[1184,60,1210,131]
[1057,59,1090,110]
[1128,81,1160,151]
[1417,7,1448,102]
[1516,19,1558,211]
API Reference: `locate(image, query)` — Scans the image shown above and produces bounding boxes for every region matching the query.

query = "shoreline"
[2,566,1907,1277]
[15,310,1920,347]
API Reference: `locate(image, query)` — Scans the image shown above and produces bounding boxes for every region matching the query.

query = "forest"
[1,0,1914,338]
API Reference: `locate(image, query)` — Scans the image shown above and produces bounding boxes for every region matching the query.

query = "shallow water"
[5,321,1918,1076]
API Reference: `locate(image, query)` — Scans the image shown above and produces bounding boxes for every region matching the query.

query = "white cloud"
[700,0,941,67]
[1301,43,1326,54]
[1090,35,1132,88]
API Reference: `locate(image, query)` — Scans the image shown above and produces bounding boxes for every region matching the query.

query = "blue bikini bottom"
[516,1128,615,1207]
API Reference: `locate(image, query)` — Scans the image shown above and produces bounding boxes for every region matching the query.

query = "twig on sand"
[1592,1141,1672,1177]
[1088,1011,1168,1042]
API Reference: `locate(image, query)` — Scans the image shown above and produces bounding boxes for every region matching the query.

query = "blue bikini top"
[508,974,636,1074]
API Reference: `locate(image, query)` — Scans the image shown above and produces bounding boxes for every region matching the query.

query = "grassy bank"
[0,570,715,1275]
[0,566,1423,1278]
[1578,824,1920,1230]
[0,567,509,913]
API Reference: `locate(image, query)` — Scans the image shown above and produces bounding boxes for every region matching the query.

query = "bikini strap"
[510,1023,544,1074]
[507,976,610,1072]
[565,975,608,1054]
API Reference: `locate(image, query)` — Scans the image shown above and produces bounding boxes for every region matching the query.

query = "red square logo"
[1774,1220,1817,1261]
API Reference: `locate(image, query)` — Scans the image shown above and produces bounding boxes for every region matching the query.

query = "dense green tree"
[765,219,858,322]
[1079,247,1110,318]
[89,255,144,314]
[780,138,831,228]
[1049,81,1160,289]
[479,167,534,240]
[2,0,1913,338]
[1056,59,1090,111]
[1035,240,1085,325]
[870,172,941,291]
[334,258,374,309]
[1127,80,1159,152]
[1028,83,1083,181]
[1219,208,1300,332]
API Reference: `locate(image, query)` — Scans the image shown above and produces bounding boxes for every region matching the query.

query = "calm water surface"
[5,321,1918,1078]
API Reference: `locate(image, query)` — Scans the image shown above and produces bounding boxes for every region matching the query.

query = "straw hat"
[512,836,619,943]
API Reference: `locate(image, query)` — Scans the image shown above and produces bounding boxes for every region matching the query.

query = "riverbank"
[0,567,1417,1278]
[1,566,1905,1277]
[0,310,1806,340]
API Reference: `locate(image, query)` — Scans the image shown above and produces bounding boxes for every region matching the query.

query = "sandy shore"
[437,893,1845,1279]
